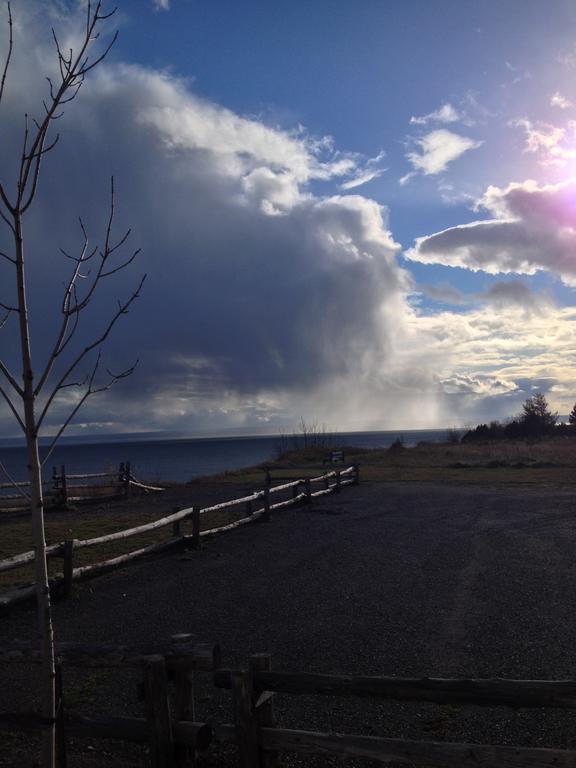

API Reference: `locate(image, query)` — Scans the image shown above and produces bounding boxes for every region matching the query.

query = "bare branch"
[36,273,145,428]
[0,310,11,329]
[0,3,13,107]
[0,459,30,501]
[41,350,137,469]
[0,358,23,396]
[0,249,15,264]
[0,383,24,431]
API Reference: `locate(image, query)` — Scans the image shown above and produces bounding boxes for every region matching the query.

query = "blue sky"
[1,0,576,436]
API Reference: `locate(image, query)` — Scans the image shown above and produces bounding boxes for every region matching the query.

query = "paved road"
[2,481,576,765]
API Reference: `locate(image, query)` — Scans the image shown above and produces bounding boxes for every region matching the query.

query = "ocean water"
[0,428,452,485]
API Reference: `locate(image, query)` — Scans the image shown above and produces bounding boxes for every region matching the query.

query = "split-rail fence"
[0,461,160,513]
[0,464,360,612]
[3,637,576,767]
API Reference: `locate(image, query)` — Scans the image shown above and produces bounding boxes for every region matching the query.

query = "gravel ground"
[2,480,576,766]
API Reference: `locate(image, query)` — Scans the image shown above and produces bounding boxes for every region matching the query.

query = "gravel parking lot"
[2,480,576,766]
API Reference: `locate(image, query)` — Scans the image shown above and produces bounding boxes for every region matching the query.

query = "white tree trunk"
[15,218,56,768]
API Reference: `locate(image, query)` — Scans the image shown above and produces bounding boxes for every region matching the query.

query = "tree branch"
[0,459,30,501]
[0,383,24,431]
[40,351,137,468]
[0,2,12,107]
[0,358,23,396]
[36,273,145,429]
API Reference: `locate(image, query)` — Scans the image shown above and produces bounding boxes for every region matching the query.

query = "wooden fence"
[0,635,219,768]
[214,658,576,767]
[0,461,162,513]
[0,465,360,612]
[3,638,576,767]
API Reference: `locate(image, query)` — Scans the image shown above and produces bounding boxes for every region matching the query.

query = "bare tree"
[0,4,144,766]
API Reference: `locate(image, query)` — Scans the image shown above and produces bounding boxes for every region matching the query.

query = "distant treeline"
[462,393,576,442]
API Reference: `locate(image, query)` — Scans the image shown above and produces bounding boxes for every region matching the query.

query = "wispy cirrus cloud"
[152,0,171,10]
[511,117,576,166]
[400,129,482,184]
[339,150,386,190]
[409,103,462,126]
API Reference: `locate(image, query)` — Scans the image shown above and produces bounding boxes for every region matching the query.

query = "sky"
[2,0,576,437]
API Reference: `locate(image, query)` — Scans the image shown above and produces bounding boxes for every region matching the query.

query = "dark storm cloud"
[0,6,411,434]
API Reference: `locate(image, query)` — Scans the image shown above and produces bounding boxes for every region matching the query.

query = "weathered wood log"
[262,487,271,522]
[74,507,195,549]
[64,714,211,750]
[129,479,165,492]
[310,487,334,499]
[0,640,221,671]
[199,508,265,538]
[267,479,304,495]
[269,494,306,511]
[214,670,576,710]
[250,654,278,768]
[143,655,174,768]
[71,537,184,580]
[258,728,576,767]
[173,638,196,767]
[232,668,260,768]
[201,491,263,515]
[0,542,63,574]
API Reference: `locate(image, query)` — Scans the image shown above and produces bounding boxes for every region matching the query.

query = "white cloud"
[152,0,171,10]
[406,179,576,285]
[551,91,573,110]
[339,150,386,190]
[410,103,462,126]
[511,117,576,167]
[401,129,483,183]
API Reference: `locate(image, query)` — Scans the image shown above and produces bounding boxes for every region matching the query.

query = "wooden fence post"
[60,465,67,507]
[262,488,271,522]
[292,482,300,500]
[62,540,75,599]
[353,464,360,485]
[304,478,312,503]
[143,655,174,768]
[172,507,182,538]
[246,499,253,517]
[335,471,341,493]
[232,668,260,768]
[171,635,196,768]
[191,507,201,550]
[249,654,278,768]
[324,473,330,490]
[125,461,132,499]
[55,661,67,768]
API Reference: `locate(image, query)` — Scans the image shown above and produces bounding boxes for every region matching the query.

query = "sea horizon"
[0,427,456,485]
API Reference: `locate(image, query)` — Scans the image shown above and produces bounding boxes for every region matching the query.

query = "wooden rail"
[214,657,576,767]
[0,460,163,512]
[0,464,360,611]
[4,638,576,767]
[0,636,219,768]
